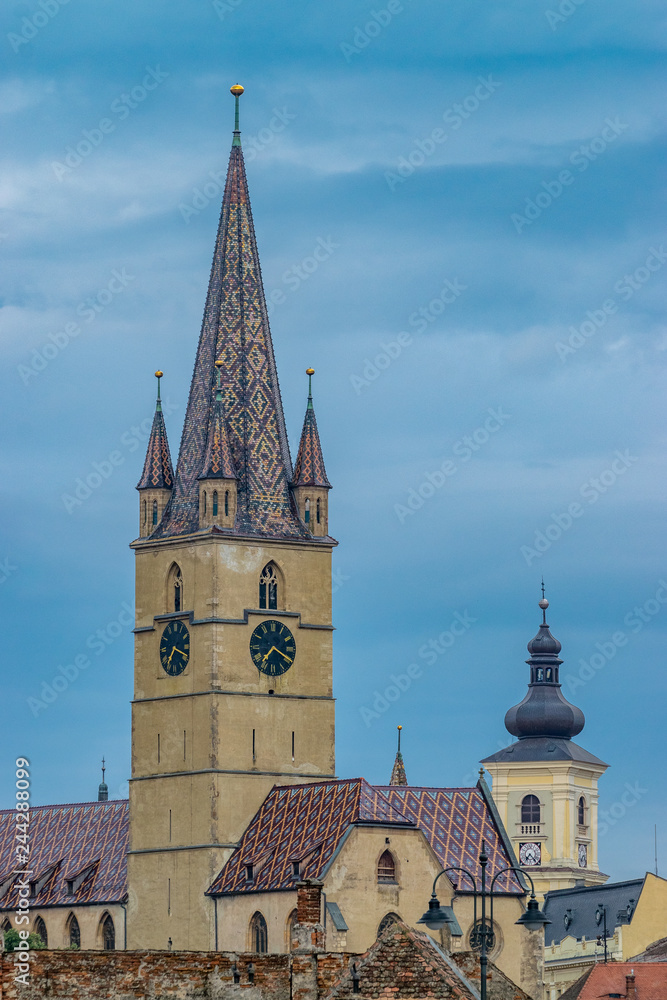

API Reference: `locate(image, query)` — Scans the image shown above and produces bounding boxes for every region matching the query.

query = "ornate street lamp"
[418,840,550,1000]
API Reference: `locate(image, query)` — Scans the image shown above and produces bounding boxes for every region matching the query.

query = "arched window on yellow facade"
[34,916,48,948]
[521,794,541,824]
[578,796,586,827]
[249,911,268,953]
[377,850,397,883]
[67,913,80,949]
[259,563,279,610]
[101,913,115,950]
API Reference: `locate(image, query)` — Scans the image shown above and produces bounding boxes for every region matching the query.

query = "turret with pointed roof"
[154,86,312,542]
[198,360,238,529]
[292,368,331,536]
[136,371,174,538]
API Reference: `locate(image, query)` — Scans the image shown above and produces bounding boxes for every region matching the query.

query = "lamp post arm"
[430,866,477,898]
[488,865,536,931]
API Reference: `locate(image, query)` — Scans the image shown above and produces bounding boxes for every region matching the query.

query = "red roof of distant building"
[0,800,128,909]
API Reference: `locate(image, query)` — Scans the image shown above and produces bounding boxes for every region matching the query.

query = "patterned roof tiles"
[0,800,128,909]
[155,136,308,540]
[389,751,408,786]
[136,404,174,490]
[377,786,524,894]
[292,393,331,489]
[207,779,411,896]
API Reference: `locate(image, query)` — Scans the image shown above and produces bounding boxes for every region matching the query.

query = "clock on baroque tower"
[481,593,609,897]
[129,86,335,951]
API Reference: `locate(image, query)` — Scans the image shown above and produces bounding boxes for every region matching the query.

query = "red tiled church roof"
[208,779,412,895]
[374,786,524,894]
[0,801,128,909]
[208,778,523,896]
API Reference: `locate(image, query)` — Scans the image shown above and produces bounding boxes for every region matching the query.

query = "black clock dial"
[250,620,295,676]
[160,620,190,676]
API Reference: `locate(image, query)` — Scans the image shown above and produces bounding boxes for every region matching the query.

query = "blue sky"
[1,0,666,883]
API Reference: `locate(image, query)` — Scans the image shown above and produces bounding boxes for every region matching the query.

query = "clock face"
[519,842,541,867]
[250,620,296,676]
[160,620,190,676]
[578,844,587,868]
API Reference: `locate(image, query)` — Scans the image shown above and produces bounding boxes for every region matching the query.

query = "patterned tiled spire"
[136,372,174,490]
[389,726,408,786]
[292,369,331,488]
[155,86,307,540]
[199,363,237,480]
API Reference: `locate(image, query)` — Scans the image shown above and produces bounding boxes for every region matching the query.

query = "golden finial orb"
[306,368,315,376]
[397,725,403,731]
[215,359,224,368]
[155,370,163,378]
[230,84,244,97]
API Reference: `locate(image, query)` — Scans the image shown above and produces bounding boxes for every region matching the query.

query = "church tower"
[127,86,336,951]
[481,592,608,897]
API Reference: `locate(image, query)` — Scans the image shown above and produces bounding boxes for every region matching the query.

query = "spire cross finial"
[155,370,163,411]
[397,724,402,753]
[541,577,545,600]
[230,84,244,146]
[101,757,106,782]
[539,579,549,624]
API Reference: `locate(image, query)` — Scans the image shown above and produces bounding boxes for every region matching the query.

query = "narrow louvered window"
[377,850,396,883]
[304,498,310,524]
[213,491,218,516]
[316,498,321,524]
[225,490,229,516]
[152,500,158,526]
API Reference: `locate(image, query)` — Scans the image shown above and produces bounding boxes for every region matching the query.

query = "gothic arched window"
[225,490,229,516]
[287,908,298,951]
[316,498,321,524]
[521,795,541,824]
[377,850,396,883]
[203,491,207,514]
[152,500,158,526]
[578,796,586,826]
[68,913,80,948]
[378,912,400,936]
[304,498,310,524]
[250,911,268,953]
[143,500,147,525]
[168,564,183,613]
[34,916,47,948]
[259,563,279,611]
[213,491,218,517]
[101,913,115,950]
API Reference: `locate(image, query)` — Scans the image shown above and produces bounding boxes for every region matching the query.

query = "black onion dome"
[504,597,584,741]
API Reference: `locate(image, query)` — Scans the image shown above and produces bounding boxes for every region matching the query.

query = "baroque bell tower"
[127,85,336,950]
[481,591,608,897]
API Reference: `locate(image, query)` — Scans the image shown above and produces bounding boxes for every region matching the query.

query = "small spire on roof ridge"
[389,726,408,786]
[98,757,108,802]
[230,84,244,146]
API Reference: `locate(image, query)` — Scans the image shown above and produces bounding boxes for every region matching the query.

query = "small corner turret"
[292,369,331,537]
[136,371,174,538]
[198,360,238,530]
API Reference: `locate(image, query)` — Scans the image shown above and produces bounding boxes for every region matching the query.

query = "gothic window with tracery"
[250,911,268,953]
[259,563,279,610]
[34,916,47,948]
[101,913,115,950]
[68,914,80,948]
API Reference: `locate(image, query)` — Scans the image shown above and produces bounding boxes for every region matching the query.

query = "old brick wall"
[0,950,291,1000]
[453,951,532,1000]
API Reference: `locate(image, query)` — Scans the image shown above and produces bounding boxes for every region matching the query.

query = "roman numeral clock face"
[250,621,296,677]
[160,621,190,676]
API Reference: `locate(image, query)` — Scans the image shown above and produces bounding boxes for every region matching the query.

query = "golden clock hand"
[275,649,293,663]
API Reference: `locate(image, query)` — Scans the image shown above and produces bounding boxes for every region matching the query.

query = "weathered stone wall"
[0,950,291,1000]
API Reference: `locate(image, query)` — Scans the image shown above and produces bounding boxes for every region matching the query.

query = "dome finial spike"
[397,724,402,753]
[538,579,549,625]
[230,84,244,145]
[306,368,315,409]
